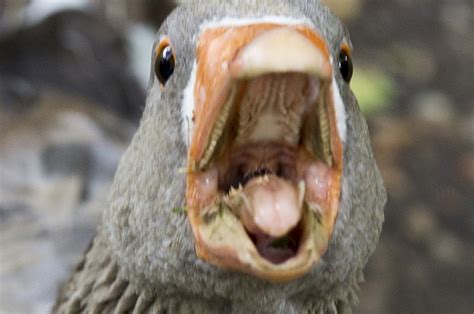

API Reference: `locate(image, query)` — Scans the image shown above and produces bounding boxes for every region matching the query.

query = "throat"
[217,142,297,193]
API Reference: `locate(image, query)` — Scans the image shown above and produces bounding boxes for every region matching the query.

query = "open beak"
[186,23,343,282]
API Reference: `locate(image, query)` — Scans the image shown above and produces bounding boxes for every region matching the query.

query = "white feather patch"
[331,76,347,143]
[182,61,198,145]
[201,16,314,31]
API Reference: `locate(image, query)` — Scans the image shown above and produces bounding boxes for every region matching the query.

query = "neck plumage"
[54,232,361,314]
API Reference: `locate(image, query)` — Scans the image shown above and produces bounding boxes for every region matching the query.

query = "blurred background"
[0,0,472,313]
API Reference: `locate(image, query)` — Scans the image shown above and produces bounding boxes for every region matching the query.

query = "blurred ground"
[344,1,473,313]
[0,0,473,313]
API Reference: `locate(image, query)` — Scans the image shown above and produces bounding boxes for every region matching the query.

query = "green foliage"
[351,67,396,115]
[172,206,187,214]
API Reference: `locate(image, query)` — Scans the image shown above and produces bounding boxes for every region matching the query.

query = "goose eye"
[155,43,175,85]
[338,49,353,83]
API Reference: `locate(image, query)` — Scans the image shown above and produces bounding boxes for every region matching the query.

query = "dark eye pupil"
[156,45,175,85]
[339,50,353,83]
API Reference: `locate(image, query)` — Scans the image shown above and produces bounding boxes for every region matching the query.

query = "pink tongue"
[241,175,302,238]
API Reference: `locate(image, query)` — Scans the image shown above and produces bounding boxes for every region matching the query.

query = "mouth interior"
[218,143,297,193]
[249,218,304,264]
[195,72,335,265]
[217,141,303,263]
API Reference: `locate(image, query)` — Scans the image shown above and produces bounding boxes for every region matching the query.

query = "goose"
[54,1,386,312]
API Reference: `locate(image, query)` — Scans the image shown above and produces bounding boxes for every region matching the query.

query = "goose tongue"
[234,175,303,238]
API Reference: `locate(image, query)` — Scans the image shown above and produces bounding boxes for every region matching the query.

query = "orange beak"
[185,23,343,282]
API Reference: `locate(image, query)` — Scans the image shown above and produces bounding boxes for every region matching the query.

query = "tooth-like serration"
[307,202,323,221]
[303,90,332,166]
[318,95,332,166]
[199,87,236,169]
